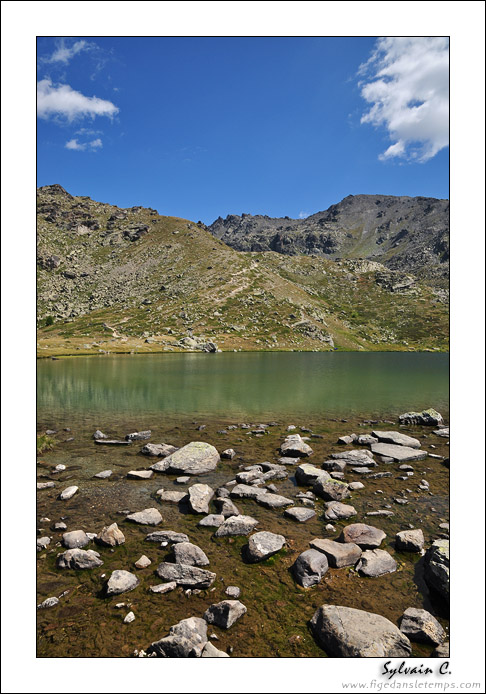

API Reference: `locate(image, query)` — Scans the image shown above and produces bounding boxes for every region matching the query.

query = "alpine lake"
[36,351,449,658]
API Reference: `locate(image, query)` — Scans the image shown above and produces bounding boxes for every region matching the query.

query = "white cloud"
[37,79,119,121]
[359,37,449,162]
[65,138,103,152]
[44,39,92,65]
[299,211,310,219]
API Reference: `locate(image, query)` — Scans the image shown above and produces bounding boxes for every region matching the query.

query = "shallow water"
[37,353,449,658]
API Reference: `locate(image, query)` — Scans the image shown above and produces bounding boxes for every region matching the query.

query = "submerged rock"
[399,607,446,645]
[310,605,411,657]
[204,600,247,629]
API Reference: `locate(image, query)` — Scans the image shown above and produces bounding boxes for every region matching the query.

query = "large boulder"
[398,409,443,426]
[204,600,247,629]
[310,538,362,568]
[187,484,214,514]
[313,478,350,501]
[214,515,259,537]
[372,431,421,449]
[173,542,210,567]
[162,441,219,475]
[62,530,90,549]
[310,605,412,657]
[424,540,449,600]
[339,523,386,549]
[56,548,103,570]
[395,529,424,553]
[246,531,286,562]
[105,570,140,595]
[370,442,427,462]
[156,562,216,588]
[126,508,163,526]
[280,434,313,458]
[356,549,397,577]
[399,607,446,645]
[292,549,329,588]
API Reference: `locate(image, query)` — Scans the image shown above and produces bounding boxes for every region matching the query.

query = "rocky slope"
[36,185,448,356]
[208,194,449,289]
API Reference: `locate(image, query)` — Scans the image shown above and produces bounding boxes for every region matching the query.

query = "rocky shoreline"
[36,409,449,658]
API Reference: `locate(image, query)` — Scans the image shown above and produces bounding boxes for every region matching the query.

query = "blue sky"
[37,36,449,224]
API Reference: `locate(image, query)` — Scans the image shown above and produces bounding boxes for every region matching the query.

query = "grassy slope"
[37,189,448,357]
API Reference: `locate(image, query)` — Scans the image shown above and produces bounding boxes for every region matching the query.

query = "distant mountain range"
[208,194,449,289]
[36,185,449,356]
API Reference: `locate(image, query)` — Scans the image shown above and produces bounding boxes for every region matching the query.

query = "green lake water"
[37,352,449,426]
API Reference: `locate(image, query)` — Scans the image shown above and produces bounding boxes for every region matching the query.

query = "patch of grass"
[37,434,57,455]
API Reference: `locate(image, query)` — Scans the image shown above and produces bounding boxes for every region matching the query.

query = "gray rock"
[57,548,103,570]
[37,482,56,490]
[152,617,208,657]
[156,562,216,588]
[198,514,225,527]
[431,642,450,657]
[368,471,393,479]
[356,549,397,577]
[331,450,375,466]
[54,464,66,471]
[371,442,427,462]
[256,493,293,509]
[284,507,316,522]
[236,469,264,484]
[124,611,136,624]
[204,600,247,629]
[95,439,131,446]
[337,434,357,445]
[400,607,446,645]
[53,521,67,531]
[352,467,373,474]
[173,542,210,567]
[127,469,153,479]
[246,531,286,562]
[37,597,60,609]
[372,430,421,448]
[62,530,90,549]
[106,570,140,595]
[215,498,240,517]
[163,441,220,475]
[225,586,241,598]
[322,460,347,472]
[424,540,449,600]
[125,430,152,441]
[295,464,331,486]
[96,523,125,547]
[278,456,300,466]
[292,549,329,587]
[201,642,230,657]
[94,469,113,479]
[229,483,267,499]
[348,481,365,491]
[126,508,163,525]
[141,443,178,457]
[176,476,191,484]
[145,530,189,544]
[59,485,78,500]
[310,605,411,657]
[310,538,362,568]
[280,434,313,457]
[188,483,214,514]
[214,515,259,537]
[323,501,357,521]
[134,555,152,569]
[366,510,394,517]
[433,427,449,438]
[93,430,108,440]
[156,489,188,503]
[149,457,171,472]
[395,529,424,552]
[149,581,177,594]
[398,409,443,426]
[37,536,51,551]
[356,434,378,445]
[339,523,386,549]
[313,478,350,501]
[221,448,236,459]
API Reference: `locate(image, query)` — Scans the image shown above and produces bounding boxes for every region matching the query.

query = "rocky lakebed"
[36,408,450,658]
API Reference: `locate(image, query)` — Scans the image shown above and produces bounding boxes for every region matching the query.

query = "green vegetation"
[36,434,56,455]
